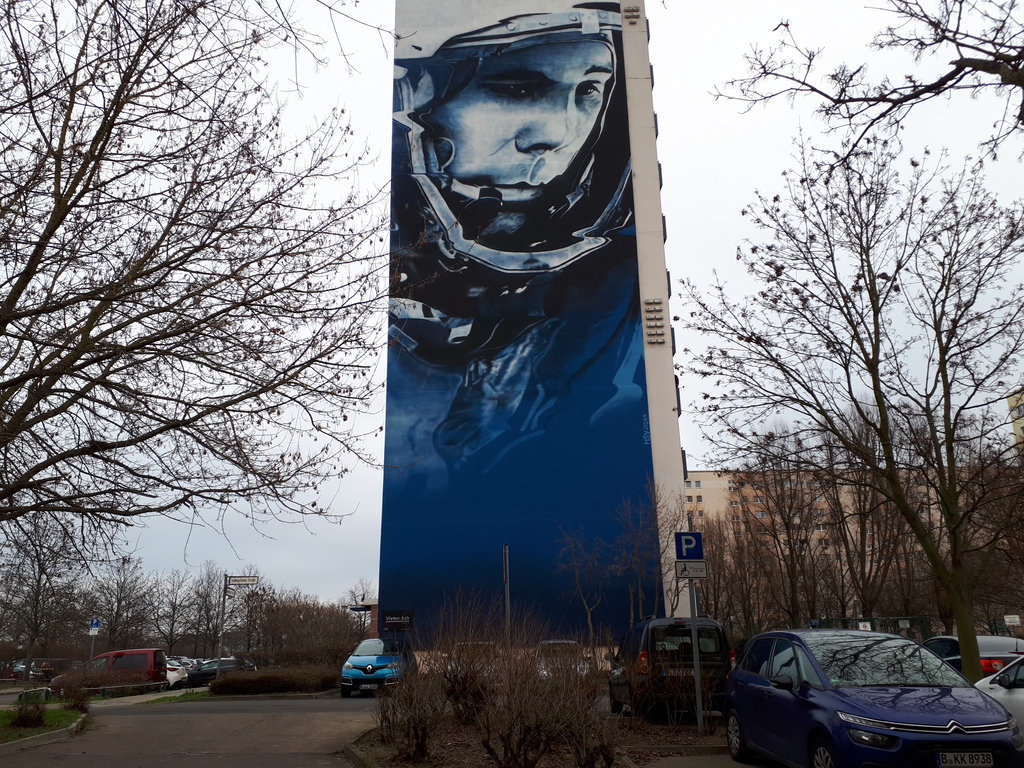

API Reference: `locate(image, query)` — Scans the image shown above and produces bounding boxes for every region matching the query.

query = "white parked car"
[976,653,1024,721]
[165,660,189,689]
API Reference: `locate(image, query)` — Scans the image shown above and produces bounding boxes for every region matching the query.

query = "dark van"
[607,616,733,716]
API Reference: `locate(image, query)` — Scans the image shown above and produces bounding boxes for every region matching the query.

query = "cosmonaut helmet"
[392,1,629,275]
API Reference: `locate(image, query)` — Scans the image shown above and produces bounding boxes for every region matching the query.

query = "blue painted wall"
[380,2,659,640]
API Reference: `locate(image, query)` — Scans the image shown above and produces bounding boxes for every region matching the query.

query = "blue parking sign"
[675,532,704,560]
[89,618,100,630]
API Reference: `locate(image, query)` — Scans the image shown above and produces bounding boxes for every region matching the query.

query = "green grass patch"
[0,708,81,744]
[147,690,212,704]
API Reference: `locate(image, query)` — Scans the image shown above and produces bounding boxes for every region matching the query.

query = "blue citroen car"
[339,637,415,697]
[726,629,1024,768]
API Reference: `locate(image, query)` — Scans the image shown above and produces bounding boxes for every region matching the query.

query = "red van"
[81,648,167,683]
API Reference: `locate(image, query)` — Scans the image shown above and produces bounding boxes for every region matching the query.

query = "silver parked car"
[978,654,1024,722]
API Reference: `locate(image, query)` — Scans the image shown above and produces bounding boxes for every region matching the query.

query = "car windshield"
[804,633,969,688]
[650,626,723,660]
[353,639,404,656]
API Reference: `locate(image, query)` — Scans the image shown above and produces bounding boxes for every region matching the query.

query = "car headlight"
[847,728,897,749]
[343,662,353,670]
[387,661,401,669]
[1008,719,1024,749]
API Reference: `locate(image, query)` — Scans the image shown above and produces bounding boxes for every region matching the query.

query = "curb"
[343,741,380,768]
[340,725,729,768]
[0,712,87,757]
[625,744,730,755]
[339,740,727,768]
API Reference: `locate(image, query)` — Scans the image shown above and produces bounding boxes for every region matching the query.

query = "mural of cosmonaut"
[380,1,659,634]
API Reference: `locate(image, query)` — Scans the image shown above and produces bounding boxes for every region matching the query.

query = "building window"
[754,510,767,519]
[686,495,693,503]
[730,500,739,507]
[698,510,704,517]
[815,523,828,531]
[685,480,691,488]
[696,495,703,503]
[694,480,701,488]
[753,495,764,503]
[730,514,740,522]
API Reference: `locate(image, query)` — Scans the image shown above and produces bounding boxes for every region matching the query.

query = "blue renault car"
[726,629,1024,768]
[339,636,415,697]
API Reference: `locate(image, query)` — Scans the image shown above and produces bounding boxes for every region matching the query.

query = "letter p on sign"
[675,532,704,560]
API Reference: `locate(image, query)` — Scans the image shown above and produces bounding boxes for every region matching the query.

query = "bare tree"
[612,496,662,627]
[0,0,384,532]
[722,0,1024,153]
[556,527,610,646]
[345,577,377,638]
[149,569,195,655]
[681,140,1024,679]
[730,441,829,627]
[0,516,89,667]
[87,557,153,649]
[189,561,224,658]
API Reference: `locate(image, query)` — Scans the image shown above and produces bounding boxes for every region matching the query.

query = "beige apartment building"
[1010,390,1024,444]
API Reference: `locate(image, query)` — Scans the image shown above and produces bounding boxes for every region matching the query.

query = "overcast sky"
[129,0,1023,602]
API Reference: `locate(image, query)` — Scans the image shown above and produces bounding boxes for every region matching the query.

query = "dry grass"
[356,711,726,768]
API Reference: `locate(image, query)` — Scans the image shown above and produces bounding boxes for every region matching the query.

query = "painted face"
[427,40,613,202]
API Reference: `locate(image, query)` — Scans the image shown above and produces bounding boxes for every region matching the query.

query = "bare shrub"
[11,699,46,728]
[59,682,91,714]
[52,667,159,698]
[548,662,617,768]
[209,666,337,695]
[430,592,507,725]
[422,594,617,768]
[374,670,448,762]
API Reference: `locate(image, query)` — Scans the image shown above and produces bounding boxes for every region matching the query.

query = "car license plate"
[358,683,379,690]
[936,752,993,766]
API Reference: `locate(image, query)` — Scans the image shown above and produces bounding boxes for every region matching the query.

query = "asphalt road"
[8,696,375,768]
[3,690,783,768]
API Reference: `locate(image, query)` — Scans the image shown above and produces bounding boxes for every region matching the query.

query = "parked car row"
[41,649,254,692]
[1,658,74,681]
[924,634,1024,676]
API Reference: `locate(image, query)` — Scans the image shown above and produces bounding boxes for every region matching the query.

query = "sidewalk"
[0,686,199,756]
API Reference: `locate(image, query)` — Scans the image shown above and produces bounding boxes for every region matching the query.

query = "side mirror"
[994,673,1012,689]
[770,674,795,692]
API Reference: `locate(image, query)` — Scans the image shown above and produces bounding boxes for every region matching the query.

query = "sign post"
[88,618,100,658]
[216,575,260,680]
[675,531,707,734]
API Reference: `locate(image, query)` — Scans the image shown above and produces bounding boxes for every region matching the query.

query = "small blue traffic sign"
[675,532,704,560]
[89,618,100,630]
